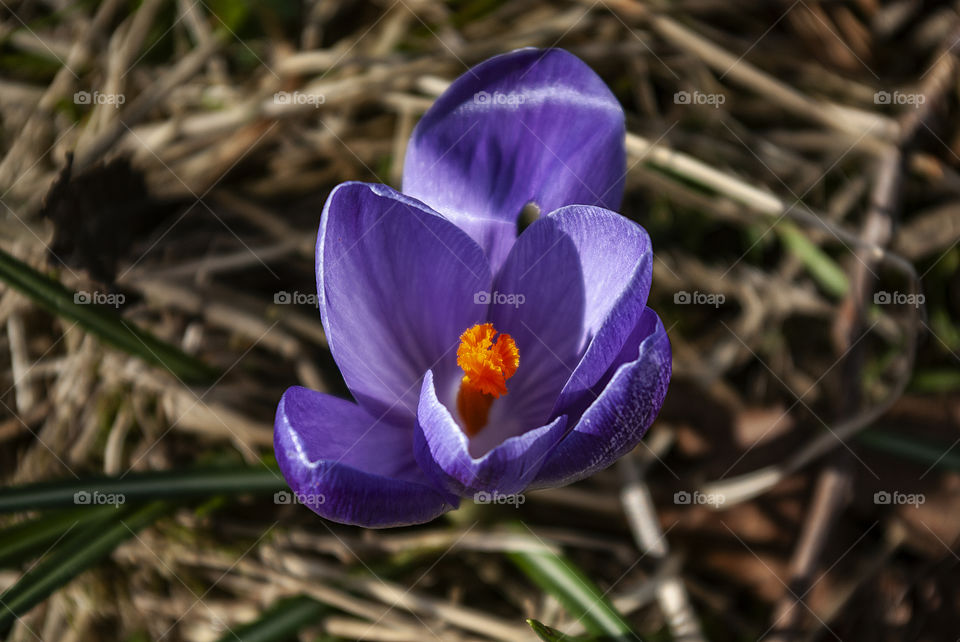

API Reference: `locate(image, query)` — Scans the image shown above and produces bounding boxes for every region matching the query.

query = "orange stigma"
[455,323,519,437]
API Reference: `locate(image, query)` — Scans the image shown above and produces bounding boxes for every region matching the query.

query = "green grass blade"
[858,429,960,471]
[909,368,960,393]
[0,247,218,383]
[0,466,286,513]
[528,618,568,642]
[777,222,849,297]
[215,595,327,642]
[528,618,615,641]
[508,548,635,639]
[0,506,116,567]
[0,501,170,631]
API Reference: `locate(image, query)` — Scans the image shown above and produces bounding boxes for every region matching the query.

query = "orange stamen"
[455,323,519,436]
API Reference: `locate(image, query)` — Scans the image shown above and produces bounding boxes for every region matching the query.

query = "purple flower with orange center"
[274,48,672,527]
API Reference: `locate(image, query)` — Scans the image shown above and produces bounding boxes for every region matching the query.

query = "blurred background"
[0,0,959,640]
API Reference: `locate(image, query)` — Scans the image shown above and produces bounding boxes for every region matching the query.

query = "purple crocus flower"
[274,48,672,527]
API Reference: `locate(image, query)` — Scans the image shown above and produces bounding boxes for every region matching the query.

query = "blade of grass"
[777,222,849,298]
[857,429,960,471]
[0,501,170,632]
[909,368,960,393]
[527,618,614,641]
[0,247,218,383]
[508,545,636,639]
[215,595,327,642]
[0,465,286,513]
[0,506,116,567]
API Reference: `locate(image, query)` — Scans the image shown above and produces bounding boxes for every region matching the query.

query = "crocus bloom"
[275,48,671,527]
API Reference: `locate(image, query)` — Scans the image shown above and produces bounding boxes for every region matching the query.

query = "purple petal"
[275,386,456,528]
[403,48,625,270]
[485,214,587,437]
[544,206,653,417]
[318,182,491,423]
[413,370,568,497]
[531,309,671,488]
[483,205,652,440]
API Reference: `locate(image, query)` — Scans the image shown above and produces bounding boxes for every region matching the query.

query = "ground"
[0,1,959,641]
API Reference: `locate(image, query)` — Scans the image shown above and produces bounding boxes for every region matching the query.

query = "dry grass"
[1,1,959,640]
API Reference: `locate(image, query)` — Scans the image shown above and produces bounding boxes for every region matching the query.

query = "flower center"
[455,323,519,437]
